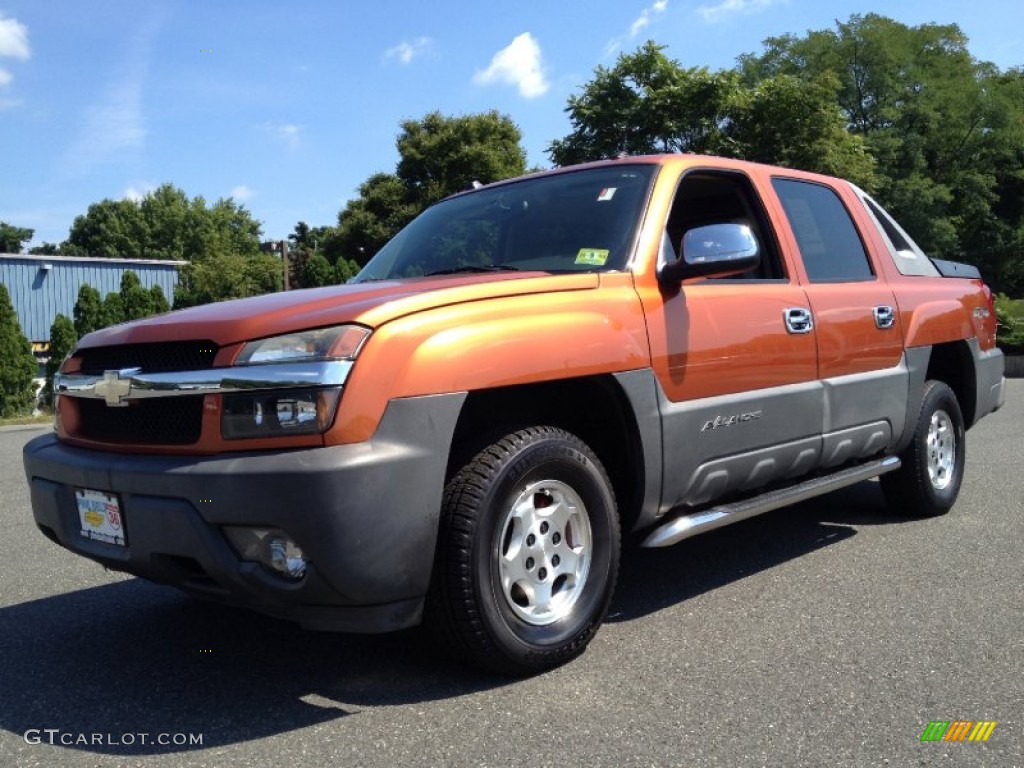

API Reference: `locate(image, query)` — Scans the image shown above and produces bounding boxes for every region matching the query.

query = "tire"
[881,380,966,517]
[426,426,620,676]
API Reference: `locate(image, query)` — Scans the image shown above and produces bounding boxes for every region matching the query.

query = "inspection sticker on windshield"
[597,188,617,201]
[76,488,126,547]
[576,248,609,266]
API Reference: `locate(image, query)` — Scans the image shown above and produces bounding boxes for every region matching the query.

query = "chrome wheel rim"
[927,409,956,490]
[497,479,593,626]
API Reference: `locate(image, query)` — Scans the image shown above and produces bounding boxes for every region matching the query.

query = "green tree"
[396,110,527,207]
[66,199,147,258]
[120,270,155,321]
[0,283,37,417]
[548,42,875,187]
[334,257,360,283]
[149,284,171,314]
[73,284,105,337]
[287,221,341,288]
[173,252,283,308]
[737,14,1024,292]
[550,43,739,165]
[334,173,420,266]
[43,314,77,406]
[335,111,528,265]
[102,292,124,326]
[725,72,877,189]
[65,184,263,261]
[0,221,35,253]
[28,242,60,255]
[300,253,334,288]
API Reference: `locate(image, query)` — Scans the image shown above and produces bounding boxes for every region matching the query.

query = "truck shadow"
[0,480,910,755]
[609,478,910,622]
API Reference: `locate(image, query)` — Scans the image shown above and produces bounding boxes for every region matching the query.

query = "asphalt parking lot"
[2,382,1021,768]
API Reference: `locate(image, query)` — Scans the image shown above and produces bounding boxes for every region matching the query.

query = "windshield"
[352,164,657,282]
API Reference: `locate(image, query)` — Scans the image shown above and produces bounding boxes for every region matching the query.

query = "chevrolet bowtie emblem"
[94,368,140,407]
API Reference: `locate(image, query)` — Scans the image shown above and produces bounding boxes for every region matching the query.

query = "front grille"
[75,396,204,445]
[77,341,218,375]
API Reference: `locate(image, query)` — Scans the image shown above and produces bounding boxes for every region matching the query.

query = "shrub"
[0,283,38,417]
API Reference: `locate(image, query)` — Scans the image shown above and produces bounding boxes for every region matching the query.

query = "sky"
[1,0,1022,251]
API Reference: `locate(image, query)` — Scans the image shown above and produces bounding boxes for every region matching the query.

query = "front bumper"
[22,393,465,632]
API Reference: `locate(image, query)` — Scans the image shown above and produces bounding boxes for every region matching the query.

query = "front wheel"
[426,427,620,676]
[881,380,966,517]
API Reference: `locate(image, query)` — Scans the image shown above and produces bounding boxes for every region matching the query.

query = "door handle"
[874,305,896,329]
[784,307,814,334]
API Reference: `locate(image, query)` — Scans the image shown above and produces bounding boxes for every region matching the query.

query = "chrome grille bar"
[55,360,354,407]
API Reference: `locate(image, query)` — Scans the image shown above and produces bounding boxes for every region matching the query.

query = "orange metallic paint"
[55,154,996,455]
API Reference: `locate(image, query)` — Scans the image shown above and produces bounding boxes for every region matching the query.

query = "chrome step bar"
[641,456,901,548]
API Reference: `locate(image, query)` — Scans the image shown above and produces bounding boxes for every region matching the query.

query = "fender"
[901,298,975,349]
[328,279,651,444]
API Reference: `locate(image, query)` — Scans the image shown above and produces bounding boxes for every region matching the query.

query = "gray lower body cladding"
[22,393,465,633]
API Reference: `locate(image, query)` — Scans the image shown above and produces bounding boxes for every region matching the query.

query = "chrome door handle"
[784,307,814,334]
[874,305,895,329]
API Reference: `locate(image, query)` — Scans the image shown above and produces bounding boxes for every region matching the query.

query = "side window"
[665,171,785,280]
[772,178,874,282]
[859,193,940,277]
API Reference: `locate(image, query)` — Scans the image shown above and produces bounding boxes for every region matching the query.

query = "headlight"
[236,325,370,365]
[222,387,341,439]
[224,324,370,439]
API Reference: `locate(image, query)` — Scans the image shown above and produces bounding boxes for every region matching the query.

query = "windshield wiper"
[424,265,521,277]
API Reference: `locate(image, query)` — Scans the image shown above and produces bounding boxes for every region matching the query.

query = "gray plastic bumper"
[974,345,1005,423]
[22,393,465,633]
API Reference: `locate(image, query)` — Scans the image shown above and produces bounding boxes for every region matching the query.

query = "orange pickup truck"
[24,154,1005,675]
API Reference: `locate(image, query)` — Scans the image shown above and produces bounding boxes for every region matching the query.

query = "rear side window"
[772,179,873,282]
[858,191,940,277]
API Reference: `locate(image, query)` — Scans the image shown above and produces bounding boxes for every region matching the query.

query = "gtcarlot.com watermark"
[24,729,203,747]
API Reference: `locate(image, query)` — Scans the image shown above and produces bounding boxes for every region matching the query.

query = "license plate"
[76,488,127,547]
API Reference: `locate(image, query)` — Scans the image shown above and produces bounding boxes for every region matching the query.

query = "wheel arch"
[446,372,661,536]
[924,340,978,428]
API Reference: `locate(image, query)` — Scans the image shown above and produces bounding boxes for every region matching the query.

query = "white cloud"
[629,0,669,37]
[0,14,30,60]
[229,184,253,201]
[604,2,669,61]
[697,0,782,23]
[123,183,156,202]
[0,68,11,88]
[385,37,434,65]
[264,122,303,150]
[473,32,549,99]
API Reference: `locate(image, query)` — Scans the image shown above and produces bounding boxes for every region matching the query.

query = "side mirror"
[658,223,760,283]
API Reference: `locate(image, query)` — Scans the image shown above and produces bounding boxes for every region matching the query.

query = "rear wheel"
[881,380,966,517]
[427,427,619,676]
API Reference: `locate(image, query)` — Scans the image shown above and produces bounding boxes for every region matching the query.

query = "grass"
[0,411,52,428]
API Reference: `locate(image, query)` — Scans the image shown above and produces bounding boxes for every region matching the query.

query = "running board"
[641,456,901,548]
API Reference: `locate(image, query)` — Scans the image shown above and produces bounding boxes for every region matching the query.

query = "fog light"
[223,526,308,581]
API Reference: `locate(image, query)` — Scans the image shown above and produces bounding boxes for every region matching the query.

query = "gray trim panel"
[971,341,1005,424]
[611,370,665,531]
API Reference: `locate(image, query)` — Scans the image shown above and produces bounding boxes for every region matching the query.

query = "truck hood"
[76,271,601,349]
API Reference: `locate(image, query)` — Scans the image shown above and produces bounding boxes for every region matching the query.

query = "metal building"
[0,253,183,345]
